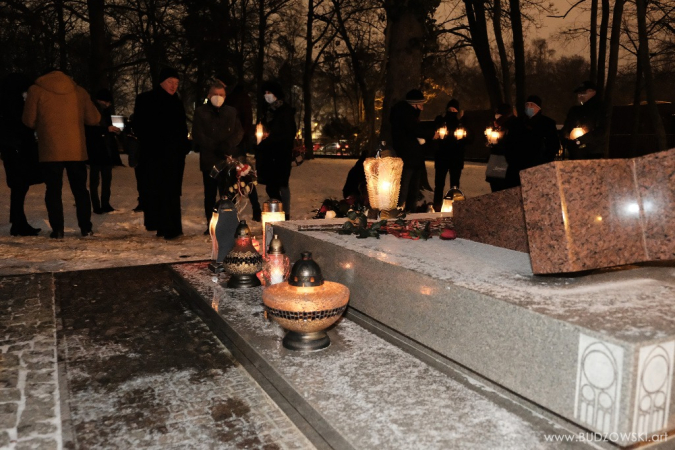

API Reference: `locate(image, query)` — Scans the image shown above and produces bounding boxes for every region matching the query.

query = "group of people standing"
[0,66,297,239]
[389,80,602,213]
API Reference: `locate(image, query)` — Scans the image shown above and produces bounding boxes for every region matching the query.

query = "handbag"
[485,154,508,179]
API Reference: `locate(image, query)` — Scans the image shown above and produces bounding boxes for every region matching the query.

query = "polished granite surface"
[453,187,529,253]
[520,148,675,274]
[174,262,599,449]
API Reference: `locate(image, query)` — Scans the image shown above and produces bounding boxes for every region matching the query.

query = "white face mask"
[210,95,225,107]
[495,114,502,120]
[22,92,28,101]
[264,93,276,104]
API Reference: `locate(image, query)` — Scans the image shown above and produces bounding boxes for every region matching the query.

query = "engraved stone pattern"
[633,341,675,436]
[574,334,624,435]
[0,274,61,450]
[453,187,530,253]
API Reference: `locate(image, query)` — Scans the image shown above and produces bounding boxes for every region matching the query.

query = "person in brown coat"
[22,69,101,238]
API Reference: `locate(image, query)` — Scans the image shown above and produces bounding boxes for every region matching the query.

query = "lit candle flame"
[438,126,448,139]
[570,127,585,140]
[454,127,466,140]
[256,123,264,144]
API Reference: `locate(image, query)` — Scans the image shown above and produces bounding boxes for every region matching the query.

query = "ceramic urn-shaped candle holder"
[262,252,350,351]
[223,220,263,288]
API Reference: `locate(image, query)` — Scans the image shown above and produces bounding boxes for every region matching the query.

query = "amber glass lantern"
[261,235,291,286]
[262,252,350,351]
[441,186,465,215]
[363,155,403,218]
[454,127,467,140]
[223,220,263,288]
[262,199,285,256]
[570,127,586,140]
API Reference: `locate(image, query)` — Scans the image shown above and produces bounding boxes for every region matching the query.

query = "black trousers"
[433,159,463,208]
[202,171,226,226]
[90,164,113,210]
[134,163,150,210]
[398,166,422,213]
[42,161,92,233]
[265,183,291,220]
[144,158,184,238]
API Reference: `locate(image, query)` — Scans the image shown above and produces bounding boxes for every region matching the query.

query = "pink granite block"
[453,187,529,253]
[521,148,675,274]
[633,148,675,261]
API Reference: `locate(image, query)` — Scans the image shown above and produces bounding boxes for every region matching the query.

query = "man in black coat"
[433,98,468,212]
[522,95,560,166]
[193,82,243,232]
[562,81,604,160]
[256,81,296,220]
[133,67,191,240]
[390,89,429,213]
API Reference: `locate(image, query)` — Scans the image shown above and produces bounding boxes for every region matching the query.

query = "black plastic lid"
[234,220,251,238]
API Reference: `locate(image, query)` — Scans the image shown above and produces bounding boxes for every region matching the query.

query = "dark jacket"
[562,95,603,159]
[85,102,118,166]
[0,73,41,188]
[192,104,243,173]
[487,115,528,188]
[225,85,253,155]
[523,112,560,165]
[389,100,426,169]
[435,112,468,165]
[256,101,296,186]
[133,86,190,196]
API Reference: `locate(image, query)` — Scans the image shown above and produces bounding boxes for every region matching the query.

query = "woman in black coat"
[86,89,121,214]
[255,81,296,220]
[0,73,42,236]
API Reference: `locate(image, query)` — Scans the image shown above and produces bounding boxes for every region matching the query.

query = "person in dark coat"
[256,81,296,220]
[485,103,527,192]
[342,149,368,203]
[193,82,244,232]
[433,98,468,211]
[562,81,604,160]
[0,73,43,236]
[218,73,262,221]
[86,88,121,214]
[522,95,560,166]
[133,67,191,240]
[390,89,429,212]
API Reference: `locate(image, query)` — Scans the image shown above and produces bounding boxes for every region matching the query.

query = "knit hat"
[573,80,596,93]
[405,89,425,105]
[446,99,460,110]
[525,95,542,108]
[261,81,284,100]
[158,67,180,83]
[95,88,113,103]
[496,103,512,116]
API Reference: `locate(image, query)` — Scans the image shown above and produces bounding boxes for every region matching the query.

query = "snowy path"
[0,154,489,275]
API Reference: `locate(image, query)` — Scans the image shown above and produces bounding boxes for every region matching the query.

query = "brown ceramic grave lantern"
[223,220,263,288]
[262,252,350,351]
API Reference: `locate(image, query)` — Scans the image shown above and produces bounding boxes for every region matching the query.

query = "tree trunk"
[629,54,643,157]
[464,0,503,109]
[509,0,526,115]
[636,0,667,151]
[87,0,110,91]
[596,0,609,98]
[601,0,625,158]
[255,0,267,122]
[590,0,598,81]
[378,3,427,143]
[493,0,511,104]
[55,0,68,70]
[303,0,315,159]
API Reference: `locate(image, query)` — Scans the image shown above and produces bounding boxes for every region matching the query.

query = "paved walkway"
[0,266,314,450]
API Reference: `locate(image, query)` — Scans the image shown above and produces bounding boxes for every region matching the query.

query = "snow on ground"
[0,153,490,275]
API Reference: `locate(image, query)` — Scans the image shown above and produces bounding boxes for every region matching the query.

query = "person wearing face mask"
[192,82,244,233]
[522,95,560,166]
[133,67,191,240]
[85,88,121,214]
[0,73,43,236]
[255,81,296,220]
[389,89,431,213]
[562,81,603,160]
[433,98,469,212]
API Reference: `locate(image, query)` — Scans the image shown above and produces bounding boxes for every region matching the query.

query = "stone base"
[273,218,675,447]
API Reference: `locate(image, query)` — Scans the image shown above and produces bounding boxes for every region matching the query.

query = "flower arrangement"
[220,155,257,199]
